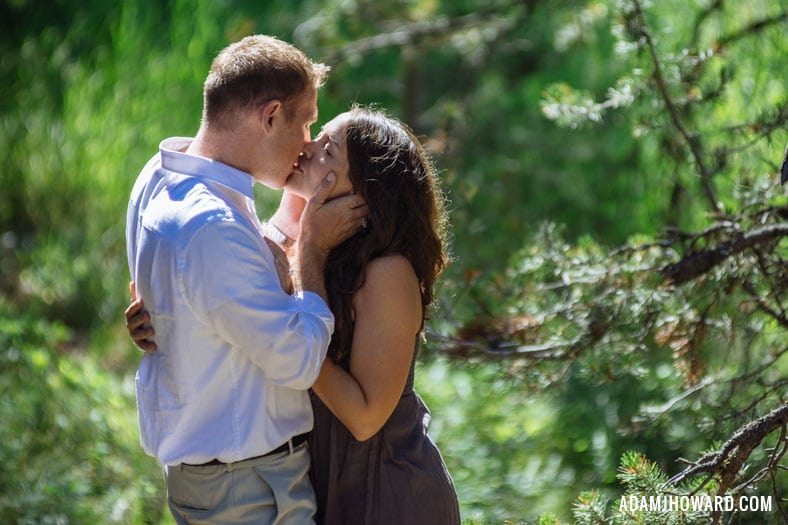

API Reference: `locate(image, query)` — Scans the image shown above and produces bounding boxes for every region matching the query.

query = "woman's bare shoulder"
[355,254,421,313]
[365,253,417,282]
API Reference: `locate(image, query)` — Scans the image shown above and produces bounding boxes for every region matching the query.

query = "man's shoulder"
[143,177,241,240]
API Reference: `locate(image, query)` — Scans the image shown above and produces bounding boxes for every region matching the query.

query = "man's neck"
[186,126,252,175]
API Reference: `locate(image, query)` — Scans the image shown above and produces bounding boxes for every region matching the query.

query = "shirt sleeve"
[179,218,333,390]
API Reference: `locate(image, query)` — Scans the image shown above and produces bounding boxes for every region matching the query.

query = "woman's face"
[285,117,353,201]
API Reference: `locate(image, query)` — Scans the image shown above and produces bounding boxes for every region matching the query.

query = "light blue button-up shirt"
[126,137,333,466]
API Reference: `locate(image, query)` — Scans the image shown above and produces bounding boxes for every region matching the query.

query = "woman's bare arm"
[311,254,422,441]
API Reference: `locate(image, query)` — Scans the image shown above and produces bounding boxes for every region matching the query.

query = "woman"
[127,106,461,524]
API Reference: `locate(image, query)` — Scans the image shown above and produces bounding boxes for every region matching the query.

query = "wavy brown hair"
[324,107,449,366]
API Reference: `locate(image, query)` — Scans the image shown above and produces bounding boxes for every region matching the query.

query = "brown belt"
[185,432,309,467]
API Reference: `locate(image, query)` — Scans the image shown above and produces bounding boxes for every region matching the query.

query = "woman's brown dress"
[308,345,461,524]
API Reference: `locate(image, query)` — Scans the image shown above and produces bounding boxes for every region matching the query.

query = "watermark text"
[619,494,773,514]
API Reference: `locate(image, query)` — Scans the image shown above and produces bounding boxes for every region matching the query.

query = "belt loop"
[226,460,235,473]
[288,437,294,455]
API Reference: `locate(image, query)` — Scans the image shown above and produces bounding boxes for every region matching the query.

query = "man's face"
[261,89,318,189]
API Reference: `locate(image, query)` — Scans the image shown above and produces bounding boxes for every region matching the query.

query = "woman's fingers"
[124,298,146,328]
[124,296,157,352]
[135,338,157,352]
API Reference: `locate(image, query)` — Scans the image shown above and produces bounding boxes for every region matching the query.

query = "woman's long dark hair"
[324,107,449,366]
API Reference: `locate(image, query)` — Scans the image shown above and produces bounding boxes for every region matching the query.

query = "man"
[125,35,365,524]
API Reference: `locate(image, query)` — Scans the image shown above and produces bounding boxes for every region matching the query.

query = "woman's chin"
[286,173,331,200]
[283,179,308,199]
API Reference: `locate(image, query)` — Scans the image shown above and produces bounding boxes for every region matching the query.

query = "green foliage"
[416,357,577,521]
[425,0,787,522]
[1,0,786,523]
[0,303,165,524]
[567,450,782,524]
[295,0,653,276]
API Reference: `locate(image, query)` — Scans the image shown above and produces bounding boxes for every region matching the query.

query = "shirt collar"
[159,137,255,199]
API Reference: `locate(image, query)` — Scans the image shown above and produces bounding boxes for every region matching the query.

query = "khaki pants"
[165,442,315,524]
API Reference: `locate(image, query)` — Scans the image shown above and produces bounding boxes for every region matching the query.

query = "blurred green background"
[1,0,786,523]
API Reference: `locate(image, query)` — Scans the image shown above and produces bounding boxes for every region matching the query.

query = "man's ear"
[260,100,282,133]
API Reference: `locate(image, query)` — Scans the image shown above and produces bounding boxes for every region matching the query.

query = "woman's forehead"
[321,116,348,134]
[318,119,349,148]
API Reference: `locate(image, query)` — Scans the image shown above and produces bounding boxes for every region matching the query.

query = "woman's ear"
[260,100,282,132]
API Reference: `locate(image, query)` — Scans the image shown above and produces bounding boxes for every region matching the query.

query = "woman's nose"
[301,140,318,159]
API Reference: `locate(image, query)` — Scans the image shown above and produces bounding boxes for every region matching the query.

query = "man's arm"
[124,175,366,365]
[180,217,332,389]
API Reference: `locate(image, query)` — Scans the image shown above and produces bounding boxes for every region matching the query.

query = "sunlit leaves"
[541,79,639,128]
[0,308,164,524]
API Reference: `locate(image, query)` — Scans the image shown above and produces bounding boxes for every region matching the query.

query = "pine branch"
[318,5,521,65]
[718,9,788,47]
[631,0,720,212]
[631,377,715,428]
[690,0,723,47]
[667,402,788,490]
[742,279,788,328]
[426,330,575,360]
[660,223,788,285]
